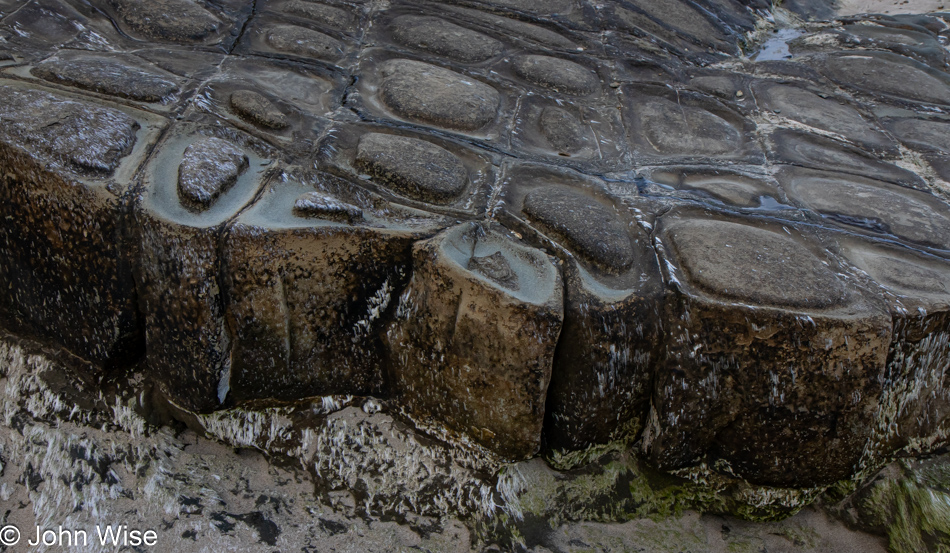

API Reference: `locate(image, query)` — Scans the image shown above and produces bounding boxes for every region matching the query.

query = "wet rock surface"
[229,89,288,129]
[2,0,950,549]
[31,52,180,103]
[177,137,249,211]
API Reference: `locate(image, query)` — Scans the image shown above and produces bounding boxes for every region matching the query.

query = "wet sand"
[836,0,947,15]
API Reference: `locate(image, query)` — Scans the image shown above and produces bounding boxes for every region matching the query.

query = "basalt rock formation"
[1,0,950,526]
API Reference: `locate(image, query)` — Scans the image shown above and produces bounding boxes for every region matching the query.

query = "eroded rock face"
[649,212,893,487]
[386,224,563,459]
[3,0,950,524]
[223,180,438,403]
[0,85,148,365]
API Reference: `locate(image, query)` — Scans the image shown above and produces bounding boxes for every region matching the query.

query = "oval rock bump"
[378,59,500,131]
[265,23,345,61]
[522,186,635,273]
[109,0,223,42]
[177,137,250,211]
[539,106,585,153]
[512,54,599,95]
[292,191,363,222]
[355,132,469,204]
[229,90,288,130]
[284,1,354,29]
[667,219,848,310]
[31,54,179,103]
[391,15,504,63]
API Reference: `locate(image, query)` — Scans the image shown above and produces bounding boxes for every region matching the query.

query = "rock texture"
[1,0,950,543]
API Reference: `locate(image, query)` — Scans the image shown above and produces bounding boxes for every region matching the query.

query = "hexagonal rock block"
[132,125,275,413]
[811,51,950,107]
[831,235,950,462]
[222,176,448,403]
[191,56,343,157]
[646,207,892,487]
[509,95,628,171]
[545,256,665,453]
[0,83,162,366]
[497,165,662,452]
[884,116,950,155]
[618,0,739,54]
[510,54,600,96]
[385,223,563,459]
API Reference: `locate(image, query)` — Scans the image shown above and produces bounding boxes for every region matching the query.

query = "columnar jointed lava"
[1,0,950,491]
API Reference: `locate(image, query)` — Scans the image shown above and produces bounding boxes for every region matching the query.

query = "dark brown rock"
[385,223,563,459]
[133,128,272,413]
[543,240,664,453]
[647,210,892,487]
[223,180,439,403]
[0,85,148,365]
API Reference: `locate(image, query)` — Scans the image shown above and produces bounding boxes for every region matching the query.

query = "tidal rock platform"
[1,0,950,549]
